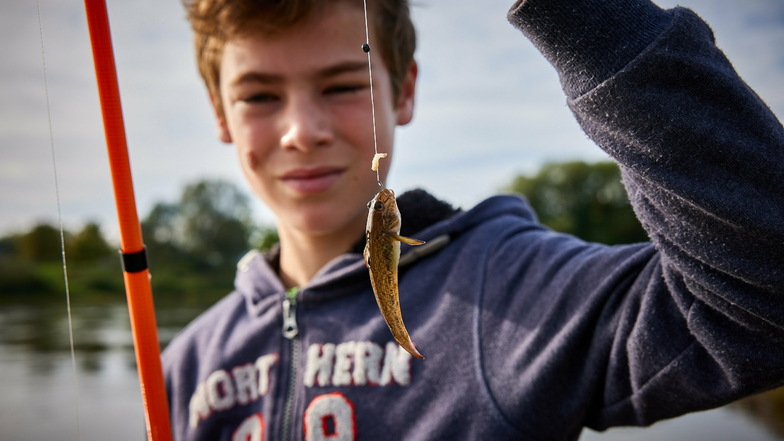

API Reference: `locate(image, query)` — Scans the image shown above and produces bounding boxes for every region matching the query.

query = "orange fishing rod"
[83,1,172,440]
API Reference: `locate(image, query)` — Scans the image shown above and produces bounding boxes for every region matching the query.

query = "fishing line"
[361,0,384,188]
[35,0,83,439]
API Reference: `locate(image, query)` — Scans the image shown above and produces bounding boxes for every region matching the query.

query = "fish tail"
[395,334,425,360]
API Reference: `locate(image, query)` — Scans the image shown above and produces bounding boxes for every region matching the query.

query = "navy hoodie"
[162,0,784,440]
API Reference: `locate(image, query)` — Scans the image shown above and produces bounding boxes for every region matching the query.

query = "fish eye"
[374,201,384,211]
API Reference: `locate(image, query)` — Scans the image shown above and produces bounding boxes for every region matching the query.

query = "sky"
[1,0,783,239]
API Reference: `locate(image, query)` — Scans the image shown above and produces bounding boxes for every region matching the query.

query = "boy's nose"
[280,97,334,151]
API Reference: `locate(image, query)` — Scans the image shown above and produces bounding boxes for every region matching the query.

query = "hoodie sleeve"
[479,0,784,436]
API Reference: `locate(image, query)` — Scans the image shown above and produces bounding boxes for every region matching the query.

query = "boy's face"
[215,2,416,241]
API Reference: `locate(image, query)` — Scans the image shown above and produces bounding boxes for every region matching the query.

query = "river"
[0,300,781,441]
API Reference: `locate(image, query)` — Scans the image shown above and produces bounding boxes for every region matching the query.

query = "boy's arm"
[483,0,784,435]
[509,0,784,332]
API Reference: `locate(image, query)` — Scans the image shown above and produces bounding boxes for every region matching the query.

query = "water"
[0,300,781,441]
[0,303,137,439]
[0,301,199,441]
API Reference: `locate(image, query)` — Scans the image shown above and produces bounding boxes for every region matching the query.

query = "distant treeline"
[0,161,647,300]
[0,179,277,301]
[504,160,648,245]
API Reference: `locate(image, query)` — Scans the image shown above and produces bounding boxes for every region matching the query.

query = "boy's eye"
[243,93,278,104]
[325,84,365,95]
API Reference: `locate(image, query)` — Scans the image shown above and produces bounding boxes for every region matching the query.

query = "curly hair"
[182,0,417,118]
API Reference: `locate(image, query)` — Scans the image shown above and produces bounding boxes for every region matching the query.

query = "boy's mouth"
[280,166,344,194]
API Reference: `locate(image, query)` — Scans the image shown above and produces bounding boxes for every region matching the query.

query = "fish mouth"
[280,166,345,194]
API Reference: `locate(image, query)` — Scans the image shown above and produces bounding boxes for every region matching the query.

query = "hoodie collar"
[236,190,536,309]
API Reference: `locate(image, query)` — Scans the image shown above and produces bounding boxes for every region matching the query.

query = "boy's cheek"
[241,149,261,172]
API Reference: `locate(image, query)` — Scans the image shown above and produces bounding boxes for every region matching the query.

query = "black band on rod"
[120,248,148,273]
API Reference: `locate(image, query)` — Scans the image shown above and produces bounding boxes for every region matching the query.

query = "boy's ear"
[210,93,233,143]
[395,61,418,126]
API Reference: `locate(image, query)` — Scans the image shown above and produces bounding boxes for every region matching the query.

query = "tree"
[141,201,186,268]
[69,222,113,261]
[177,179,255,268]
[136,179,257,296]
[506,161,648,245]
[253,225,280,252]
[0,234,50,294]
[142,202,179,245]
[0,234,20,259]
[18,223,64,262]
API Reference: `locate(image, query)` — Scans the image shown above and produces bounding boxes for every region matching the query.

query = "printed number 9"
[304,393,356,441]
[232,394,356,441]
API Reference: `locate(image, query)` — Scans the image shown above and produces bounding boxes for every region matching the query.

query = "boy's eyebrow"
[231,61,369,87]
[318,61,368,78]
[232,72,282,86]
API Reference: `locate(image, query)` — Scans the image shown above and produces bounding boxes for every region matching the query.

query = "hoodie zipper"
[281,287,300,441]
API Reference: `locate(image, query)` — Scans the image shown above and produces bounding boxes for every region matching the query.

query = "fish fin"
[385,233,425,246]
[363,237,371,268]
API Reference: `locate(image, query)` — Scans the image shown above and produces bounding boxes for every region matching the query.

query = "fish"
[364,188,426,359]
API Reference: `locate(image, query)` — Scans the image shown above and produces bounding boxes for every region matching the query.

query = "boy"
[163,0,784,440]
